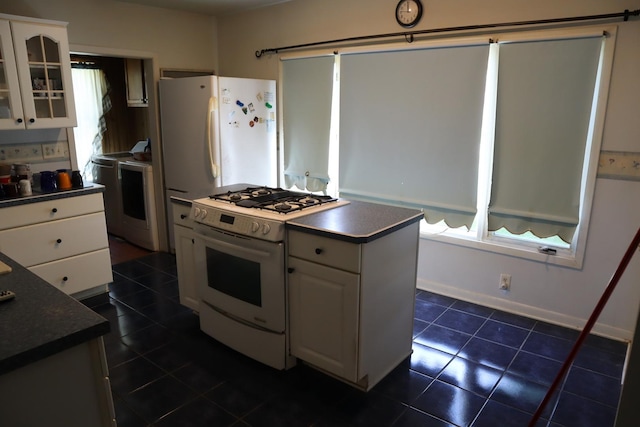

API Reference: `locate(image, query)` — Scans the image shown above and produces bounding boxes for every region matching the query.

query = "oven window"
[205,247,262,307]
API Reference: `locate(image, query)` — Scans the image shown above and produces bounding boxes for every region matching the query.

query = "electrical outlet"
[42,142,69,160]
[499,273,511,291]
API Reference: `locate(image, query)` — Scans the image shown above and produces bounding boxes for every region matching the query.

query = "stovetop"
[191,186,349,242]
[210,186,338,214]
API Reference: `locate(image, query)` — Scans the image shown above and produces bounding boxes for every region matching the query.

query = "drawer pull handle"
[51,208,58,213]
[287,267,295,274]
[315,248,323,255]
[180,214,187,219]
[62,276,68,282]
[56,238,62,244]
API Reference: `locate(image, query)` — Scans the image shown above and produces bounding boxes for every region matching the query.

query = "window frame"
[419,25,617,269]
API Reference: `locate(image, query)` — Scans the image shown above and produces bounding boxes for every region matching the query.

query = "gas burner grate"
[209,186,337,214]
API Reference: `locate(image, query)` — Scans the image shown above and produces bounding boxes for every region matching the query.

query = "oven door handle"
[195,231,275,260]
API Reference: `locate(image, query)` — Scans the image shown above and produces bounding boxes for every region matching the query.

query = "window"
[279,26,616,267]
[281,54,335,193]
[71,65,110,181]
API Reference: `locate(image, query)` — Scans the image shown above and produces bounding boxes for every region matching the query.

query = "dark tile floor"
[82,252,627,427]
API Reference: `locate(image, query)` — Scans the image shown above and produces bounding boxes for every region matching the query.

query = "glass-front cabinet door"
[0,19,24,130]
[4,20,76,129]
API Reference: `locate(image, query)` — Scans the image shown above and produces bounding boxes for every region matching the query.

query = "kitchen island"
[0,252,115,426]
[286,200,423,390]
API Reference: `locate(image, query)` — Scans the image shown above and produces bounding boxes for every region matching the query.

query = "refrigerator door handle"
[207,96,220,180]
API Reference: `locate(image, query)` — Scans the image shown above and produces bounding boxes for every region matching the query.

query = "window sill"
[419,230,583,269]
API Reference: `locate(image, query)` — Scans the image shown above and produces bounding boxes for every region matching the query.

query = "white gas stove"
[190,185,349,370]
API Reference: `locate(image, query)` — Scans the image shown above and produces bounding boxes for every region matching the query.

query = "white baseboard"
[417,278,631,343]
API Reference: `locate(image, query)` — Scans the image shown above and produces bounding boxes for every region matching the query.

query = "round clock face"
[395,0,423,28]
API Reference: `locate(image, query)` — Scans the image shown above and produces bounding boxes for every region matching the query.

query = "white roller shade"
[281,55,335,192]
[488,36,603,243]
[339,43,489,228]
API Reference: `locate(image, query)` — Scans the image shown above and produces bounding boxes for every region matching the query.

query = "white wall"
[0,0,218,72]
[216,0,640,340]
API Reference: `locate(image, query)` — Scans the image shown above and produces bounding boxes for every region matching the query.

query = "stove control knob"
[251,222,260,233]
[193,207,201,218]
[262,223,271,235]
[200,209,208,219]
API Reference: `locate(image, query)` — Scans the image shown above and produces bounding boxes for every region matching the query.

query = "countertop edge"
[0,184,104,209]
[170,196,193,207]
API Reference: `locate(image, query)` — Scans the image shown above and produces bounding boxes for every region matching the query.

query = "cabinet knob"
[29,118,35,123]
[56,238,62,244]
[62,276,68,282]
[51,208,58,213]
[315,248,323,255]
[16,118,23,124]
[287,267,295,274]
[180,214,187,219]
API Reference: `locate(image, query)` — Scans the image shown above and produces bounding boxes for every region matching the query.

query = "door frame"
[68,44,168,252]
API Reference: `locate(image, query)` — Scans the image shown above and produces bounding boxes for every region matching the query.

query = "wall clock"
[395,0,423,28]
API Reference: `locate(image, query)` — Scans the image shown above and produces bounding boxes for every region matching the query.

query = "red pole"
[528,227,640,426]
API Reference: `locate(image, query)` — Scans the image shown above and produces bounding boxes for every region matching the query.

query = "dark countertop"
[0,252,109,375]
[0,184,104,209]
[286,200,424,244]
[170,196,193,207]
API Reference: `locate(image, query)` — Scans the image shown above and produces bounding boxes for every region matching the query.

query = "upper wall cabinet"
[0,15,77,130]
[125,58,148,107]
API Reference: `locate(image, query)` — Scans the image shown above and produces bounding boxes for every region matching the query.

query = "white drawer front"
[288,230,361,273]
[29,249,113,295]
[0,212,108,266]
[172,202,194,228]
[0,193,105,230]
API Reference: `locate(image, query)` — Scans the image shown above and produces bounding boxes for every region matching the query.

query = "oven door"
[194,223,285,333]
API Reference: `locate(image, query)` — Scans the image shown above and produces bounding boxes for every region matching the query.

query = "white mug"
[18,179,32,196]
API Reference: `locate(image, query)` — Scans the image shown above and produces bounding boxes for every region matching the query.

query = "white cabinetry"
[0,14,76,130]
[125,58,148,107]
[172,199,199,311]
[287,222,420,391]
[0,338,116,427]
[0,192,112,298]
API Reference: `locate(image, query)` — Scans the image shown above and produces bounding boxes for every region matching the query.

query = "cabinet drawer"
[172,201,194,229]
[288,230,361,273]
[29,249,112,296]
[0,193,105,230]
[0,212,108,267]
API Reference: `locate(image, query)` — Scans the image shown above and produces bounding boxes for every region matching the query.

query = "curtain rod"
[255,9,639,58]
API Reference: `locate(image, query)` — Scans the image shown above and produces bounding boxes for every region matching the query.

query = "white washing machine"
[119,159,160,251]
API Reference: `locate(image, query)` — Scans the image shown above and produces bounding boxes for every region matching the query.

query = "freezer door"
[159,76,221,195]
[217,77,277,187]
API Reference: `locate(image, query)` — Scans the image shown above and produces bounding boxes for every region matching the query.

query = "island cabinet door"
[288,256,360,382]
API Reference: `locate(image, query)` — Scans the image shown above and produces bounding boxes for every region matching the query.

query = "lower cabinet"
[288,256,360,382]
[0,192,112,298]
[29,249,112,296]
[172,199,198,311]
[0,338,116,427]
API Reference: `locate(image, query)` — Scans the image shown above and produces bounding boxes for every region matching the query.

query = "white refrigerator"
[159,75,277,249]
